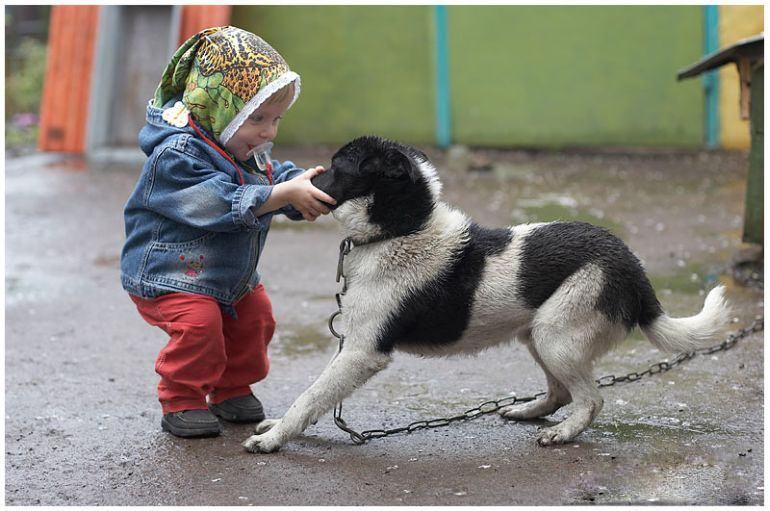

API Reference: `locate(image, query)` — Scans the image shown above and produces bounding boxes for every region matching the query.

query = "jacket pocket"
[151,231,216,251]
[142,232,227,299]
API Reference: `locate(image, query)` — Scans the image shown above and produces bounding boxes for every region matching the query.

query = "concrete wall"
[233,5,705,148]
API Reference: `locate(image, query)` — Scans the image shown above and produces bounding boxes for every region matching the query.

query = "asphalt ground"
[4,147,763,505]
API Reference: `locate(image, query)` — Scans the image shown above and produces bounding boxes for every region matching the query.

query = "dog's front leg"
[243,348,391,453]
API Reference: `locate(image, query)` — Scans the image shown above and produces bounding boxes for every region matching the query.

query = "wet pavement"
[5,146,763,505]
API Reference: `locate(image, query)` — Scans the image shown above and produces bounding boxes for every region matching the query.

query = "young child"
[120,26,336,438]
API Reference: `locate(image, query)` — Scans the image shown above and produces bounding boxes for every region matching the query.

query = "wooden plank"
[37,7,61,150]
[676,34,762,80]
[742,64,763,244]
[38,6,100,153]
[54,7,74,151]
[38,6,65,150]
[737,57,751,120]
[71,7,87,151]
[75,7,100,152]
[59,8,75,151]
[179,5,232,45]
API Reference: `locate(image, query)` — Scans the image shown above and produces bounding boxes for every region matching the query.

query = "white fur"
[458,223,545,352]
[415,158,443,199]
[642,286,731,352]
[505,263,629,445]
[332,196,383,245]
[243,348,390,453]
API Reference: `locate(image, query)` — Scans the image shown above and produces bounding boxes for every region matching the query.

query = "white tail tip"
[642,285,732,353]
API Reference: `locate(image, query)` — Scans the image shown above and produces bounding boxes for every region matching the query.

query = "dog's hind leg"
[499,343,572,420]
[528,325,604,446]
[243,348,391,453]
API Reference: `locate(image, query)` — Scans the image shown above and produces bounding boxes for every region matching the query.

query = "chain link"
[328,238,764,444]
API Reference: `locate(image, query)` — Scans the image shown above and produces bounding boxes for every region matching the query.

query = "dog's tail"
[640,286,732,353]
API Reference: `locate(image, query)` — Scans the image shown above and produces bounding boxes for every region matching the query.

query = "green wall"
[235,5,436,145]
[449,6,704,147]
[234,5,704,148]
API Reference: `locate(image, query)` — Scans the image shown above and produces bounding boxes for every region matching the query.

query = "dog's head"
[311,136,442,242]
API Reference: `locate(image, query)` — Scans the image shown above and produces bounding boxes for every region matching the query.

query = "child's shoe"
[209,394,265,423]
[161,409,222,438]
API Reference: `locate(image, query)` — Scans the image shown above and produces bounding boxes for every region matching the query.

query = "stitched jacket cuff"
[232,184,272,230]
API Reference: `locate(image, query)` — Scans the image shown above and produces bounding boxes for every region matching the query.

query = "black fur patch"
[517,221,662,328]
[368,174,434,238]
[375,224,513,353]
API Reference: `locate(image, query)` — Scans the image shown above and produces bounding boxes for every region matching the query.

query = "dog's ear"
[361,149,421,183]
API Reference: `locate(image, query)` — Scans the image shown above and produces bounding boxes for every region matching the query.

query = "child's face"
[225,94,292,161]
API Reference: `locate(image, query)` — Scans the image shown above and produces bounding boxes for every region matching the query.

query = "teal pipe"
[434,5,451,148]
[704,5,719,149]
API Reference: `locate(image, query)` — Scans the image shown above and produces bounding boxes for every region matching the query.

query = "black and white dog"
[243,136,730,453]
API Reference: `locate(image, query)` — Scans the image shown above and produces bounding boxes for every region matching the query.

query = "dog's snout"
[310,168,339,209]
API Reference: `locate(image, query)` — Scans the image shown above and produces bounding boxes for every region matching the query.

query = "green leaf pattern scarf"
[153,26,300,144]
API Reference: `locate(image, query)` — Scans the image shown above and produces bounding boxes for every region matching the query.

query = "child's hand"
[284,166,337,221]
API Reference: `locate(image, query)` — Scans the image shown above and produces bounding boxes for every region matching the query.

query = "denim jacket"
[120,98,305,315]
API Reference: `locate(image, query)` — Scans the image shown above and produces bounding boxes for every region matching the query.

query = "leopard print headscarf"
[153,26,301,144]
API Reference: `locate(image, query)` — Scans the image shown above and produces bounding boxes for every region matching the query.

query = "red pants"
[130,285,275,414]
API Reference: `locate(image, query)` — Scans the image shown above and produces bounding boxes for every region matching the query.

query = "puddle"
[649,262,712,296]
[511,201,625,235]
[491,163,543,181]
[592,420,721,442]
[272,322,335,357]
[5,274,46,306]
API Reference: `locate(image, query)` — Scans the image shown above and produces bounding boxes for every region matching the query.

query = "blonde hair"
[264,82,295,106]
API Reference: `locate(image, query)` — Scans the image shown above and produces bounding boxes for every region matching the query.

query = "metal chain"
[327,237,764,444]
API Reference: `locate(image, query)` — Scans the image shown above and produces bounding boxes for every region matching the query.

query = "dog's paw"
[536,425,574,446]
[254,418,280,435]
[499,403,537,421]
[500,397,565,421]
[242,433,282,454]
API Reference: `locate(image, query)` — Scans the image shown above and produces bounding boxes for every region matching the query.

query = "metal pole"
[703,5,720,149]
[434,5,451,149]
